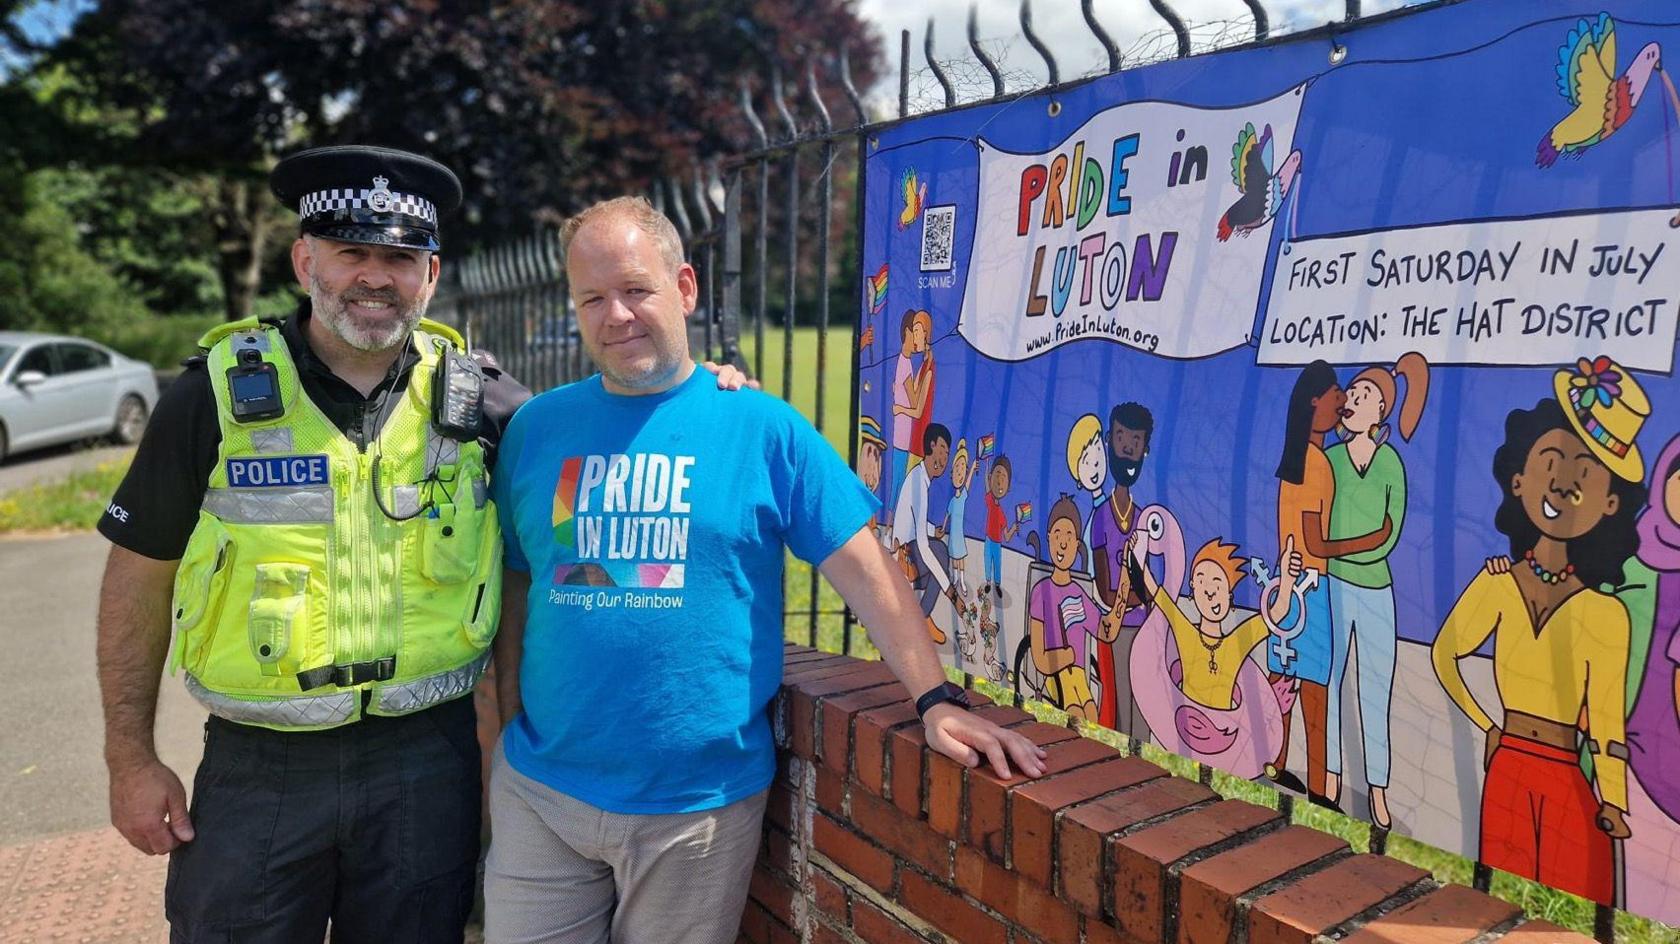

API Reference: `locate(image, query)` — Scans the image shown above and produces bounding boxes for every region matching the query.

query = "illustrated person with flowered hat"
[1433,355,1650,904]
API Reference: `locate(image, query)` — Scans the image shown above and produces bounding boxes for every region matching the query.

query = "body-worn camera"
[227,348,284,422]
[432,347,484,441]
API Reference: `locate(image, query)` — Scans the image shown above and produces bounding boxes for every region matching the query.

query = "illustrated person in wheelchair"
[891,423,961,644]
[1018,495,1125,722]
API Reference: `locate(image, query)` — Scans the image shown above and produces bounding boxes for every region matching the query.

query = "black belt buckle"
[297,657,398,692]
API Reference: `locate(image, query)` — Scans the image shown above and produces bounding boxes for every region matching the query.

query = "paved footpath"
[0,531,489,942]
[0,532,204,941]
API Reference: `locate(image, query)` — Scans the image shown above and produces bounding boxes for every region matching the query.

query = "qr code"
[920,204,956,272]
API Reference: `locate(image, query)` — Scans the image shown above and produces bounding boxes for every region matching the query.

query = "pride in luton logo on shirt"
[551,453,694,590]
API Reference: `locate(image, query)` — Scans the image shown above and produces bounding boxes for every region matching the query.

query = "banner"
[960,86,1307,361]
[855,1,1680,923]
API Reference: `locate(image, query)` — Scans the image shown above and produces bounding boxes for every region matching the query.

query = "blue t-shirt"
[492,369,877,813]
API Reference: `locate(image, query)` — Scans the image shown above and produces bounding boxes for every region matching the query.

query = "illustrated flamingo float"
[1126,505,1288,778]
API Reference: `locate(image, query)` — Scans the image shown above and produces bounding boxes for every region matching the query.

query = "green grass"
[743,325,863,653]
[0,458,131,533]
[760,327,1680,944]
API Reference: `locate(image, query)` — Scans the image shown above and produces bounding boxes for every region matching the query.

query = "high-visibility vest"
[169,317,501,730]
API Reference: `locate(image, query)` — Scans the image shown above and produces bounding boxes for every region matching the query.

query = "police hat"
[270,145,463,252]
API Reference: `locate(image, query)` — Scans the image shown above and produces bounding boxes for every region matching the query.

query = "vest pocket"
[248,562,313,678]
[173,521,235,675]
[419,477,487,584]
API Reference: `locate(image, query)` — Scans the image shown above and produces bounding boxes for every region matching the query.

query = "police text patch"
[227,455,330,488]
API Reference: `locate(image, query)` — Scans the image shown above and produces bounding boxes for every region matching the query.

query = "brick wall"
[743,645,1589,944]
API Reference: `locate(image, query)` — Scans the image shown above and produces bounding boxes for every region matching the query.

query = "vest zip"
[355,451,375,673]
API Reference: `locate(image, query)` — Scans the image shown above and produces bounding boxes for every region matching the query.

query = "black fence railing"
[441,3,1656,936]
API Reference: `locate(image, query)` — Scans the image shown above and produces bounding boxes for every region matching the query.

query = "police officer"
[94,145,523,942]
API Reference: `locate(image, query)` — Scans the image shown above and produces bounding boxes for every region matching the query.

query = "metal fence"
[444,3,1645,937]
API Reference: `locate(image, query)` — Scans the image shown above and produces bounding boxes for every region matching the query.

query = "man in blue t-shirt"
[485,197,1046,944]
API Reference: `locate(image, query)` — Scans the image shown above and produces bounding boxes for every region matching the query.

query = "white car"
[0,331,159,462]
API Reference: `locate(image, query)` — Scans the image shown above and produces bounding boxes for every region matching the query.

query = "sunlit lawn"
[0,458,131,534]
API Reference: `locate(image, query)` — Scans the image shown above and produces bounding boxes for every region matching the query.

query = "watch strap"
[915,681,971,720]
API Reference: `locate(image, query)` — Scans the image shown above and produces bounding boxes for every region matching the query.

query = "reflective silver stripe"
[393,485,422,518]
[184,674,357,727]
[376,651,489,716]
[203,486,334,524]
[251,428,294,454]
[426,433,459,476]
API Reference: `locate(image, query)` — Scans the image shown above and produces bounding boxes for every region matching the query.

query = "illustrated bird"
[898,168,926,230]
[1537,14,1661,168]
[1216,123,1302,242]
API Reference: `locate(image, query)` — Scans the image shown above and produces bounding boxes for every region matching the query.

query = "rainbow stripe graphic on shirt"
[552,456,582,548]
[550,453,693,589]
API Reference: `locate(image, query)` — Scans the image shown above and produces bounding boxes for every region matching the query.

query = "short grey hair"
[559,196,685,274]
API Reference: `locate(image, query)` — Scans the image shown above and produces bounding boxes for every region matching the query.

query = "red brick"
[784,645,829,663]
[1337,885,1520,944]
[1249,854,1430,944]
[765,826,794,874]
[925,751,967,839]
[750,867,799,927]
[888,723,930,817]
[851,896,925,944]
[768,919,801,944]
[971,703,1036,727]
[739,898,772,944]
[809,866,848,920]
[815,764,847,817]
[1112,800,1281,943]
[967,734,1119,863]
[1058,777,1216,915]
[897,868,1009,944]
[953,846,1080,944]
[849,786,953,881]
[819,683,911,777]
[810,921,849,944]
[783,656,873,682]
[812,815,894,893]
[925,720,1082,841]
[788,663,902,759]
[1011,757,1166,890]
[1083,915,1150,944]
[855,702,922,798]
[1501,920,1597,944]
[766,783,797,832]
[1176,826,1347,944]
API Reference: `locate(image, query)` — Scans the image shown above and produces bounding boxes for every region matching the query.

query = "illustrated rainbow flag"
[977,434,996,460]
[1015,502,1033,523]
[866,264,888,314]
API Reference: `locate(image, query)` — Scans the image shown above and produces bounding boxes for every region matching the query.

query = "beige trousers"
[483,746,768,944]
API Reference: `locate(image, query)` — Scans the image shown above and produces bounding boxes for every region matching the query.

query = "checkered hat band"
[297,188,437,224]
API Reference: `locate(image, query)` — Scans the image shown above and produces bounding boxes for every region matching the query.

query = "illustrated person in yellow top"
[1133,536,1303,711]
[1432,356,1650,905]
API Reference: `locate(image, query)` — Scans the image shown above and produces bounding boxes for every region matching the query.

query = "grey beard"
[310,277,427,353]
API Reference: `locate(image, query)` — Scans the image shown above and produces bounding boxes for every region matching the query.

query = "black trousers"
[166,695,482,943]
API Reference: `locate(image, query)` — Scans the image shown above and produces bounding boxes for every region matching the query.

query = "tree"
[43,0,882,320]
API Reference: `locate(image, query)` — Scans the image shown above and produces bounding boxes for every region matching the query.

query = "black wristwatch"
[915,681,972,720]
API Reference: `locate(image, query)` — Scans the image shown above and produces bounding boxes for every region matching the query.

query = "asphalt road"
[0,442,133,495]
[0,531,205,847]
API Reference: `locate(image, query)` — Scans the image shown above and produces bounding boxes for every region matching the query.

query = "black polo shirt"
[99,301,530,561]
